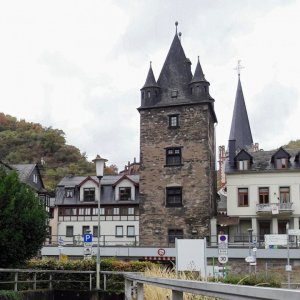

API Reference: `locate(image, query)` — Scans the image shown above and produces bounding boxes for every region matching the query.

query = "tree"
[0,168,48,267]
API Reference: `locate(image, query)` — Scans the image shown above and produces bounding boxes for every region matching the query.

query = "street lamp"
[93,154,107,290]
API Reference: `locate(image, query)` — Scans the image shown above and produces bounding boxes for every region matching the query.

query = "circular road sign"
[218,255,228,264]
[157,248,166,256]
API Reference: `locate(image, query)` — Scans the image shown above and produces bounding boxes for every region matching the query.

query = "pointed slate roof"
[157,32,192,99]
[142,62,159,89]
[190,57,206,83]
[229,76,253,150]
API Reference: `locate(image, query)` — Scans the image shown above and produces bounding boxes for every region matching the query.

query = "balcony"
[256,202,293,215]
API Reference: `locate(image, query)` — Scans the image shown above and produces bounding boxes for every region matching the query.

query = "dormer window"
[238,160,249,170]
[171,90,178,98]
[83,188,95,201]
[119,187,131,201]
[33,174,38,183]
[66,189,73,198]
[276,158,288,169]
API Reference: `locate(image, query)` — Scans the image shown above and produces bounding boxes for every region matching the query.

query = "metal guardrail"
[0,269,129,292]
[124,273,300,300]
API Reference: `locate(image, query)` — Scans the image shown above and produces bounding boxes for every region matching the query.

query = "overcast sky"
[0,0,299,170]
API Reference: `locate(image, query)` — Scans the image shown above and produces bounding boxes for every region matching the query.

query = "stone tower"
[138,24,217,247]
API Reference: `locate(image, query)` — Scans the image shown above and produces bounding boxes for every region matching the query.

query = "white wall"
[227,172,300,217]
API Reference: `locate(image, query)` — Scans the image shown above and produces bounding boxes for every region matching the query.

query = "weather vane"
[234,60,244,77]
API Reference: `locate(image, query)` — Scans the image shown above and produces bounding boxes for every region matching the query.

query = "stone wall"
[139,103,216,246]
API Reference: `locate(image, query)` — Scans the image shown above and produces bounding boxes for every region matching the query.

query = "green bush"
[0,291,22,300]
[217,273,281,288]
[23,258,155,292]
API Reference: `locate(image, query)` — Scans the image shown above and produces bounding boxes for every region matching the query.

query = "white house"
[225,145,300,242]
[51,174,140,246]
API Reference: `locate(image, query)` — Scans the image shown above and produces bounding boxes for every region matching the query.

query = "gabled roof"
[229,76,253,150]
[142,62,159,89]
[235,149,253,162]
[78,176,99,187]
[226,148,300,174]
[112,174,139,187]
[271,147,291,162]
[11,163,45,190]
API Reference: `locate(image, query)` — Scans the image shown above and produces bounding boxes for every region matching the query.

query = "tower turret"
[140,62,160,107]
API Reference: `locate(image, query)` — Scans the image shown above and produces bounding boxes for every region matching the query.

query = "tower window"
[166,187,182,207]
[142,91,144,99]
[168,229,183,244]
[166,147,182,166]
[147,91,151,98]
[168,114,179,128]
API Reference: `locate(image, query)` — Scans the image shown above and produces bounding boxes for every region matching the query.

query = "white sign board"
[288,229,300,236]
[265,234,287,248]
[271,204,279,215]
[218,235,228,264]
[176,239,206,278]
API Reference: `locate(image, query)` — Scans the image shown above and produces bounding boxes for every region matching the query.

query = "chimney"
[229,139,236,167]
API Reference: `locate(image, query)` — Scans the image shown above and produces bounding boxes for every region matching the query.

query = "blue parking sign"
[84,233,93,243]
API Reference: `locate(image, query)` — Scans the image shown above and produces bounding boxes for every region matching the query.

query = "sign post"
[218,235,228,264]
[83,233,93,260]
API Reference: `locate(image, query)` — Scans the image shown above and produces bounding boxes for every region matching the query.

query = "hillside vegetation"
[0,113,117,193]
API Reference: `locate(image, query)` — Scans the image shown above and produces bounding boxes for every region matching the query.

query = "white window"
[33,174,38,183]
[238,160,249,170]
[113,208,120,215]
[127,226,135,237]
[116,226,123,237]
[128,207,134,215]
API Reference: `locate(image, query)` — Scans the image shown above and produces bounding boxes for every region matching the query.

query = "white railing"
[256,202,293,212]
[124,273,300,300]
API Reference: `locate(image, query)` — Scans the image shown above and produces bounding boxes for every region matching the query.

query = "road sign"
[218,234,228,264]
[84,233,93,243]
[245,256,256,263]
[58,237,64,246]
[218,255,228,264]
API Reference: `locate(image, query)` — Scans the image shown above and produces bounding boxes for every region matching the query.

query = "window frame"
[93,226,98,237]
[279,187,290,203]
[259,187,269,204]
[127,226,135,237]
[276,158,288,169]
[168,114,179,128]
[119,187,132,201]
[115,226,123,237]
[166,187,182,207]
[238,188,249,207]
[66,226,74,237]
[165,147,182,166]
[168,229,183,244]
[83,188,95,202]
[66,189,73,198]
[238,160,249,170]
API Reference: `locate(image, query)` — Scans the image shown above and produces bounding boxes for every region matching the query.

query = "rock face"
[138,28,217,247]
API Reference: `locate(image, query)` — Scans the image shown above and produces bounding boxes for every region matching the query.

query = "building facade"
[52,174,140,246]
[225,146,300,242]
[138,24,217,246]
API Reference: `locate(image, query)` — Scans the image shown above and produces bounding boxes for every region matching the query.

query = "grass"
[142,266,219,300]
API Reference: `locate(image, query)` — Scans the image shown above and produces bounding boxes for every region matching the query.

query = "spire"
[229,76,253,150]
[157,21,192,93]
[190,56,206,83]
[142,61,159,88]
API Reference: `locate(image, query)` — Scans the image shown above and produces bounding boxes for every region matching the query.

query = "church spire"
[229,70,253,150]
